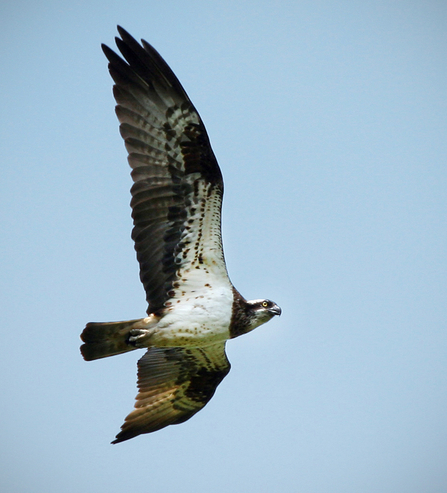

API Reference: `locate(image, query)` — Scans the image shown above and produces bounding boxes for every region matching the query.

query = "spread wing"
[112,342,230,443]
[103,26,229,314]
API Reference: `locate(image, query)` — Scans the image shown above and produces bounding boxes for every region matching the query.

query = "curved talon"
[128,328,153,347]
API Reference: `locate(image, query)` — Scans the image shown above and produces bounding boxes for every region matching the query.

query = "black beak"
[270,304,282,316]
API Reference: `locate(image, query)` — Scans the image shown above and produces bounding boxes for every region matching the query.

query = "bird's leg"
[128,327,157,347]
[126,315,160,348]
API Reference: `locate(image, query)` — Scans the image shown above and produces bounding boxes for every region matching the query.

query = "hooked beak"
[270,304,282,316]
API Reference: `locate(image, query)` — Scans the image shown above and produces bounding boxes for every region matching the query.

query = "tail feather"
[80,319,144,361]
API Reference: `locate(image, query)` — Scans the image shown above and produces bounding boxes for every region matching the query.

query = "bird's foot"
[128,328,155,348]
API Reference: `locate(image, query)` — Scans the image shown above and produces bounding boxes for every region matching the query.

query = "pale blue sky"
[1,1,446,492]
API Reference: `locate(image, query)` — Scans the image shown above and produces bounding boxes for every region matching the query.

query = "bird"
[80,26,281,444]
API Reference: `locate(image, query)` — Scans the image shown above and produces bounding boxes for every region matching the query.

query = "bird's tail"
[80,319,145,361]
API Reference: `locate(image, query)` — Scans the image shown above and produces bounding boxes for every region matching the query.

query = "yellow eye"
[262,301,269,308]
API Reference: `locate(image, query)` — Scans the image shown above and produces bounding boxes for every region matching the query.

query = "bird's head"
[245,299,281,332]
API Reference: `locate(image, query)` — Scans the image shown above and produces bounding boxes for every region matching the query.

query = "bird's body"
[81,27,281,443]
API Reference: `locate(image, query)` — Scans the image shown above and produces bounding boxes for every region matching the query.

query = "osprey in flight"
[81,26,281,443]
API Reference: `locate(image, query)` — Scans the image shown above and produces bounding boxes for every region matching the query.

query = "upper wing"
[112,342,230,443]
[103,27,229,314]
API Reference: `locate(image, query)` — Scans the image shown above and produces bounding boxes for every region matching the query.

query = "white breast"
[153,281,234,346]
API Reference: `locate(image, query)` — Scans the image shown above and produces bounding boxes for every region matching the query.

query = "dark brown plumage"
[81,27,280,443]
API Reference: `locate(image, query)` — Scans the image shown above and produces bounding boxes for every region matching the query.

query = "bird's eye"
[262,301,269,308]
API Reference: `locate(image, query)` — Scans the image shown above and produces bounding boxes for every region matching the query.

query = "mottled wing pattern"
[102,27,228,314]
[113,342,230,443]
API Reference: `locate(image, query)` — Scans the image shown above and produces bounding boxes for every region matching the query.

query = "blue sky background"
[1,1,446,492]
